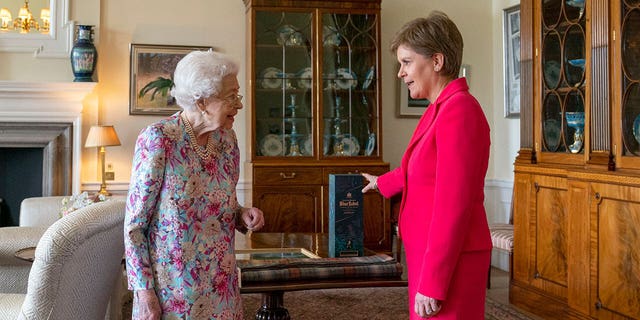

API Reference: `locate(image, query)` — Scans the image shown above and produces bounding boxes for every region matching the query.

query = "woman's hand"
[241,207,265,231]
[414,292,442,318]
[361,173,379,193]
[132,289,161,320]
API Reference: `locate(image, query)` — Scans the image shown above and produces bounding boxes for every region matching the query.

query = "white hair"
[170,50,239,111]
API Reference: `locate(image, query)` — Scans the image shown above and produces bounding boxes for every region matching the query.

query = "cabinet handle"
[279,172,296,179]
[595,300,602,310]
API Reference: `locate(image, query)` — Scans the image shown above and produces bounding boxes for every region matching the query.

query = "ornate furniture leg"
[254,291,290,320]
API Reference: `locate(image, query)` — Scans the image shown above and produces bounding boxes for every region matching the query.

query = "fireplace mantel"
[0,81,97,194]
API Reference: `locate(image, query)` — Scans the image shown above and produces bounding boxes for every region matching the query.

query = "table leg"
[254,291,290,320]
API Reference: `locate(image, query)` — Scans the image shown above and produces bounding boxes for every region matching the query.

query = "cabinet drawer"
[322,166,389,184]
[254,168,322,186]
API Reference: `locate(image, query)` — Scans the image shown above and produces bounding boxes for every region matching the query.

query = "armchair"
[0,199,126,320]
[0,196,64,294]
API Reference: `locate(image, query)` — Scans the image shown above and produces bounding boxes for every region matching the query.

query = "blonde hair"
[171,50,239,111]
[390,11,463,78]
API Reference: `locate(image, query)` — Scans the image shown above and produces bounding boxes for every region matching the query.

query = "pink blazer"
[378,77,492,300]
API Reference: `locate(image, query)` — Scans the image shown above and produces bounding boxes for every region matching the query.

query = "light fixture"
[15,0,38,33]
[0,8,12,30]
[85,125,121,196]
[39,8,49,33]
[0,0,50,33]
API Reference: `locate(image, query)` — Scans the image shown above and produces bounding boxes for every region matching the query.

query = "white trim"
[0,0,74,58]
[484,179,513,224]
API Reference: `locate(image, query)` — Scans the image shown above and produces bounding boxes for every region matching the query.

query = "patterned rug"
[241,287,536,320]
[122,286,536,319]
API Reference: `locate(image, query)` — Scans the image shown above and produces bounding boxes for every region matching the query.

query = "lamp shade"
[85,125,121,147]
[17,6,30,20]
[40,8,49,20]
[0,8,11,30]
[0,8,11,21]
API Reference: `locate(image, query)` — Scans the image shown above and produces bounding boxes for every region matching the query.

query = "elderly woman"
[124,50,265,320]
[362,11,492,319]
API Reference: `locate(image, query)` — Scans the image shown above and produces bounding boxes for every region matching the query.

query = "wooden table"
[235,232,407,320]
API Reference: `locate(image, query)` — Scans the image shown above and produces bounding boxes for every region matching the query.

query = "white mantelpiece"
[0,81,96,194]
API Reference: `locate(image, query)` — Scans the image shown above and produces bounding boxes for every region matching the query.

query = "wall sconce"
[85,125,121,196]
[0,0,50,33]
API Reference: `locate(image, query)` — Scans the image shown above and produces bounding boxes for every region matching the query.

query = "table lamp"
[85,125,121,196]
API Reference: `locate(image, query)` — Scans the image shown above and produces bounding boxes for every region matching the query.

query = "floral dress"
[124,112,243,319]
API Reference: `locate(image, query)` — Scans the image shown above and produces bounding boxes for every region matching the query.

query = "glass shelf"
[252,10,380,158]
[320,12,378,157]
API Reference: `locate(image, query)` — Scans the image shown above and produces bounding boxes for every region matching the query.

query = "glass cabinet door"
[540,0,586,154]
[620,1,640,157]
[254,11,313,157]
[321,13,379,157]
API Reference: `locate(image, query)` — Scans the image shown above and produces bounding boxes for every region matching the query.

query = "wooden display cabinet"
[512,1,640,319]
[244,0,391,252]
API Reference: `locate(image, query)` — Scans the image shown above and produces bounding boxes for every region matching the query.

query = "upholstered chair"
[18,196,66,228]
[0,199,126,320]
[0,196,65,294]
[487,194,514,288]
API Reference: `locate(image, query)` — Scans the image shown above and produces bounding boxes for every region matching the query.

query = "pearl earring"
[201,110,207,116]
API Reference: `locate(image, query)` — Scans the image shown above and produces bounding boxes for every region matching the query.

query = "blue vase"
[70,25,97,82]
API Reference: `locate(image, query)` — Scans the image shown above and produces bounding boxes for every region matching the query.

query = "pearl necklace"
[181,112,216,159]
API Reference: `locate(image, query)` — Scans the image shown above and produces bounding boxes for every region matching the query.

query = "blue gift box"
[329,174,364,257]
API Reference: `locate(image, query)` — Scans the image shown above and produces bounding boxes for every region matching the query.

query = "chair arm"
[0,227,47,265]
[0,227,47,293]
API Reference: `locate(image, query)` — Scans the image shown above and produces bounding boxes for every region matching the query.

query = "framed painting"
[503,5,521,118]
[397,80,429,118]
[129,44,211,115]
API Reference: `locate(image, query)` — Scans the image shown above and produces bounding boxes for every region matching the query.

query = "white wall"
[0,0,520,210]
[491,0,521,183]
[381,0,520,183]
[95,0,248,197]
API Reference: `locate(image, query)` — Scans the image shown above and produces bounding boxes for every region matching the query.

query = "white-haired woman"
[124,50,265,320]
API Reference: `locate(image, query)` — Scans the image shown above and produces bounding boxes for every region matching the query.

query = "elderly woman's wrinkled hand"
[414,292,442,318]
[241,207,265,231]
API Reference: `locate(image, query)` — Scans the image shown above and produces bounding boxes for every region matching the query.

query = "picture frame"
[503,5,521,118]
[129,44,212,115]
[397,80,430,118]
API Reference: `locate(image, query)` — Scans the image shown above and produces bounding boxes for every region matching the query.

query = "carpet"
[122,286,536,319]
[241,287,537,320]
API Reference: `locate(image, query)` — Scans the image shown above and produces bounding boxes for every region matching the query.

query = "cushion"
[489,223,513,252]
[237,254,403,285]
